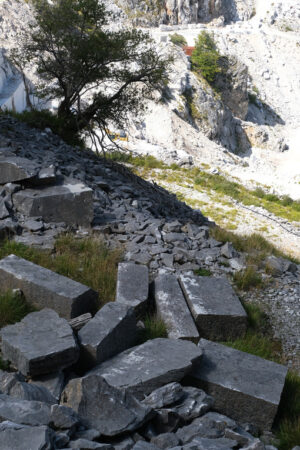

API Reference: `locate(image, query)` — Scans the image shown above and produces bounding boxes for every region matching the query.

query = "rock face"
[61,375,153,436]
[13,179,93,227]
[88,338,202,400]
[189,339,288,431]
[179,274,247,340]
[116,263,149,313]
[0,424,53,450]
[154,273,199,342]
[0,254,98,319]
[0,309,79,376]
[78,302,137,368]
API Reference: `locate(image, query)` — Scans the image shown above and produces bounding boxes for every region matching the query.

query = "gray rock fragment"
[151,432,180,449]
[78,302,137,368]
[189,339,288,431]
[0,157,39,184]
[69,439,113,449]
[154,273,199,342]
[0,309,79,376]
[50,404,80,430]
[88,338,202,400]
[0,394,51,426]
[116,262,149,313]
[0,424,53,450]
[179,275,247,340]
[30,371,65,403]
[142,383,184,409]
[0,255,98,319]
[62,375,153,436]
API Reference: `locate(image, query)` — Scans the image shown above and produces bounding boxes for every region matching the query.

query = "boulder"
[116,262,149,314]
[78,302,137,368]
[88,338,202,400]
[0,424,53,450]
[61,375,153,436]
[179,275,247,340]
[13,178,93,227]
[0,156,39,184]
[0,254,98,319]
[0,394,51,425]
[154,274,199,343]
[0,309,79,376]
[188,339,288,431]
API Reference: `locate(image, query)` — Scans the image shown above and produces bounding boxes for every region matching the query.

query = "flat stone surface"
[78,302,137,369]
[189,339,288,431]
[116,262,149,313]
[0,424,53,450]
[88,338,202,400]
[154,273,199,343]
[179,275,247,340]
[0,309,79,377]
[13,178,93,226]
[0,156,39,184]
[0,394,51,425]
[0,254,98,319]
[62,375,153,436]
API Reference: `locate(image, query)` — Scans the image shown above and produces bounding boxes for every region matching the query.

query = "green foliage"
[0,290,33,329]
[10,0,170,152]
[275,371,300,450]
[170,33,187,47]
[233,266,263,291]
[191,31,221,83]
[138,315,168,343]
[248,92,258,105]
[0,357,10,371]
[0,236,122,307]
[194,268,212,277]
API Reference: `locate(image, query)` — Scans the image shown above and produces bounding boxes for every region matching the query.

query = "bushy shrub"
[170,33,187,47]
[191,31,221,83]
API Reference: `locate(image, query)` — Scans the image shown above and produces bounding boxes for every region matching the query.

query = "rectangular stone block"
[13,179,93,227]
[188,339,288,431]
[115,262,149,314]
[0,254,98,319]
[0,157,38,184]
[154,273,199,343]
[179,275,247,340]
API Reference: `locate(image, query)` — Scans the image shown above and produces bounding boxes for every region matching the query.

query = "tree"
[11,0,170,152]
[191,31,221,84]
[170,33,187,47]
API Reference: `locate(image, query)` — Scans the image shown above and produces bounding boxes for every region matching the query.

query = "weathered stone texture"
[116,262,149,313]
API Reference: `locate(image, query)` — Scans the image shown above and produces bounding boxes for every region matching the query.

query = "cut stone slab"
[78,302,137,369]
[188,339,288,431]
[0,157,39,184]
[13,178,93,227]
[88,338,202,400]
[179,275,247,340]
[0,424,53,450]
[116,262,149,314]
[0,309,79,377]
[154,273,199,343]
[0,254,98,319]
[62,375,153,436]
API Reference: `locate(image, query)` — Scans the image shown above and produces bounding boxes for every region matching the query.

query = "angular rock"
[179,275,247,340]
[0,309,79,376]
[13,178,93,226]
[69,439,113,449]
[78,302,137,369]
[116,262,149,314]
[0,254,98,319]
[0,198,10,219]
[0,424,53,450]
[0,394,51,425]
[69,313,92,332]
[142,383,184,409]
[133,443,159,450]
[151,432,180,449]
[189,339,288,431]
[185,437,237,450]
[154,274,199,343]
[50,404,80,430]
[88,338,202,400]
[30,371,65,403]
[0,157,39,184]
[61,375,153,436]
[168,386,213,422]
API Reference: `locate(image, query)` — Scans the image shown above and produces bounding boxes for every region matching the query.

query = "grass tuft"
[233,266,263,291]
[0,290,33,329]
[138,315,168,343]
[194,268,212,277]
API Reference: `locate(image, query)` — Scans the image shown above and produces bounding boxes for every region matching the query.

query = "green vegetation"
[233,266,263,291]
[0,290,33,329]
[194,268,212,277]
[138,315,168,343]
[170,33,187,47]
[191,31,221,83]
[0,235,122,307]
[10,0,170,153]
